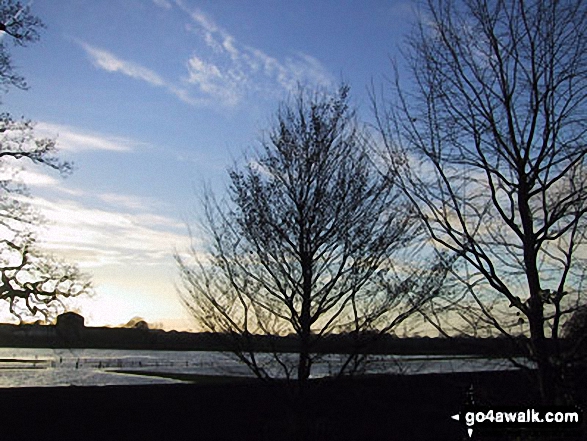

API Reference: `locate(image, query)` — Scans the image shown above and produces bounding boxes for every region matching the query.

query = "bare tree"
[0,0,44,93]
[375,0,587,404]
[177,85,451,391]
[0,1,91,321]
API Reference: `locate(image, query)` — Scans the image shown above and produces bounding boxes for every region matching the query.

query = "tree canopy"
[375,0,587,404]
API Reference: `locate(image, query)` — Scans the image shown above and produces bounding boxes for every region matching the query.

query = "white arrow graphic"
[451,414,473,437]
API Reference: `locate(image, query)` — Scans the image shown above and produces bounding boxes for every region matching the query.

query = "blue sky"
[1,0,416,330]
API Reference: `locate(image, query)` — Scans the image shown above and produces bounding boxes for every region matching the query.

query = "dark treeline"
[0,316,546,357]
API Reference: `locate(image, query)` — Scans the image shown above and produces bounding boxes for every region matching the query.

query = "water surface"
[0,348,530,388]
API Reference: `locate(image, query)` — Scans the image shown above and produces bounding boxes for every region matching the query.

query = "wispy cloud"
[32,196,187,269]
[79,41,165,87]
[37,122,142,152]
[184,55,240,107]
[76,3,334,108]
[98,192,170,215]
[177,2,335,106]
[152,0,172,10]
[13,169,60,187]
[0,165,59,188]
[77,41,198,105]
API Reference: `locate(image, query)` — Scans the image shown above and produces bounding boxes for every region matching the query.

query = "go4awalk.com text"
[451,406,583,438]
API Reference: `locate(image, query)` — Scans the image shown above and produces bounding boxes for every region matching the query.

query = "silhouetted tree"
[179,85,453,439]
[375,0,587,404]
[0,1,90,322]
[178,85,451,386]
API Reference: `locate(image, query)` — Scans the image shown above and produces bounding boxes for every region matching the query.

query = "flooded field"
[0,347,531,387]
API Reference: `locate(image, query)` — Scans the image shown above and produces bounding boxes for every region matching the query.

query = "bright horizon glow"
[0,0,416,331]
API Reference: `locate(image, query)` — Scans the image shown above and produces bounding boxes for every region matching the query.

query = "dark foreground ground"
[0,370,584,441]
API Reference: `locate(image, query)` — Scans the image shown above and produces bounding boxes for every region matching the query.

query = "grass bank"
[0,370,583,440]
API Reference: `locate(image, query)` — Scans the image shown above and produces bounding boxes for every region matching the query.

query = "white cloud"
[96,193,185,229]
[222,36,239,62]
[76,4,334,109]
[31,196,188,269]
[285,52,335,89]
[98,193,163,212]
[166,85,205,106]
[185,55,240,107]
[77,40,196,105]
[79,41,165,87]
[188,8,219,34]
[14,169,60,187]
[175,2,335,107]
[0,165,59,188]
[152,0,172,10]
[36,122,140,152]
[76,40,214,107]
[186,56,223,89]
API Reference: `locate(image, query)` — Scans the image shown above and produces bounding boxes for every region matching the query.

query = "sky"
[0,0,417,330]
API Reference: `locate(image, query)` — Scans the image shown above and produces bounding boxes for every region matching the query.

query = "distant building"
[56,312,85,330]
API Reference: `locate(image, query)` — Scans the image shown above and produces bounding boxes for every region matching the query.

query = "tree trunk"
[295,250,313,441]
[528,306,557,404]
[295,319,312,441]
[297,302,311,387]
[519,177,558,404]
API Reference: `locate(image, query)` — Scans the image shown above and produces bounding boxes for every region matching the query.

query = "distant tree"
[124,317,150,330]
[178,84,451,386]
[0,1,91,322]
[374,0,587,404]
